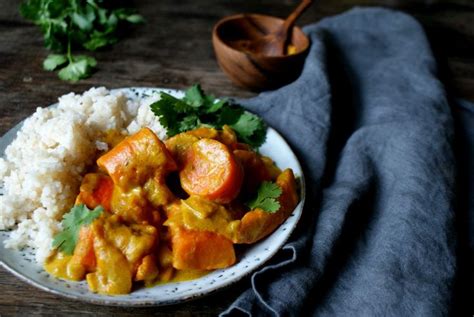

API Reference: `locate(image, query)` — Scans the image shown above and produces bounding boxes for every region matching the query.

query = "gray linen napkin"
[222,7,462,316]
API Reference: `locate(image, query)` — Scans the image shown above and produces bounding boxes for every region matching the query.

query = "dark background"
[0,0,473,315]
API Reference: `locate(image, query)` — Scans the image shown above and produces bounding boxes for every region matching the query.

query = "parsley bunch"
[150,85,267,148]
[52,204,103,255]
[20,0,144,81]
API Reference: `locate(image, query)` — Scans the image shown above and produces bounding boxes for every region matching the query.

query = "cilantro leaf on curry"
[247,181,282,213]
[150,84,267,148]
[52,204,103,255]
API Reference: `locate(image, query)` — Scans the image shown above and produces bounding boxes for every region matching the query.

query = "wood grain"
[1,0,473,315]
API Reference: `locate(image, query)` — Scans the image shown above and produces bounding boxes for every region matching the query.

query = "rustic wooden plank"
[1,0,473,315]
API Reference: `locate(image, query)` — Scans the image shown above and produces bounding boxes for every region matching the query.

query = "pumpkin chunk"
[171,227,236,270]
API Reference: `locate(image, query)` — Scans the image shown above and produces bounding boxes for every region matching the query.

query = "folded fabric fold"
[222,7,461,316]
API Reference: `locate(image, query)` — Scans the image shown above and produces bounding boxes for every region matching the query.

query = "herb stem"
[66,33,73,63]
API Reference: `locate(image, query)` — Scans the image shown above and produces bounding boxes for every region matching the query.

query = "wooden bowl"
[212,13,310,91]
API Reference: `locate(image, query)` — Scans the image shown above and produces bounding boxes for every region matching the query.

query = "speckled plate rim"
[0,87,306,306]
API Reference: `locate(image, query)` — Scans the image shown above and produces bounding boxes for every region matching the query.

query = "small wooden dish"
[212,13,310,91]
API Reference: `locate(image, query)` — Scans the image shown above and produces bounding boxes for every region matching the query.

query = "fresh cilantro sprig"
[247,181,282,213]
[20,0,144,81]
[150,84,267,148]
[52,204,103,255]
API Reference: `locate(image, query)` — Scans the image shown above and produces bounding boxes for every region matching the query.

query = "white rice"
[0,87,166,263]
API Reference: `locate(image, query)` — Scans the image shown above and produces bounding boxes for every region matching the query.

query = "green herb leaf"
[19,0,41,21]
[230,112,267,147]
[206,99,226,113]
[71,11,94,31]
[57,55,96,82]
[183,84,205,108]
[125,14,145,24]
[43,54,67,71]
[218,106,244,126]
[149,84,267,147]
[83,30,117,51]
[75,55,97,67]
[247,181,282,213]
[52,204,103,255]
[150,93,193,136]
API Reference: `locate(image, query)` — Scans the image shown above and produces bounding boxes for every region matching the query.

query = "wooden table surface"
[0,0,473,315]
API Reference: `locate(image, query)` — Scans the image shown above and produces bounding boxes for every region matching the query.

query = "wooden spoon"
[235,0,313,56]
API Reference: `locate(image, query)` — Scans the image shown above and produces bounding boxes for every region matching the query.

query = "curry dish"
[45,126,299,295]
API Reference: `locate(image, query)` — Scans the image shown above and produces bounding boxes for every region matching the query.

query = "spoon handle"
[283,0,313,32]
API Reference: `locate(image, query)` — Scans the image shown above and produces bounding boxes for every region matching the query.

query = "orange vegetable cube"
[75,173,114,211]
[171,227,236,270]
[235,169,299,244]
[97,128,177,190]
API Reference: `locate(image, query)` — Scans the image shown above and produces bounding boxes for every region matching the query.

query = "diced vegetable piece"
[110,185,152,224]
[86,221,132,295]
[234,149,273,195]
[68,226,96,278]
[155,243,175,282]
[157,243,174,268]
[164,196,238,241]
[151,210,161,227]
[165,133,199,167]
[171,227,236,270]
[75,173,114,211]
[235,169,299,244]
[261,156,282,180]
[44,252,74,281]
[186,127,219,139]
[103,215,158,273]
[218,125,238,149]
[135,255,159,282]
[97,128,177,190]
[158,266,175,283]
[143,176,175,208]
[180,138,243,203]
[276,169,300,213]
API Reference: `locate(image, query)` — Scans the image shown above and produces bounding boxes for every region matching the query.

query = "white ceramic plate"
[0,87,305,306]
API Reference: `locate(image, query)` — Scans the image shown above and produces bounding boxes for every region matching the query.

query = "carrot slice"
[180,138,243,203]
[170,227,235,270]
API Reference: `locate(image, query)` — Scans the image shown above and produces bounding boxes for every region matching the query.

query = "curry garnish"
[150,84,267,148]
[247,181,282,213]
[52,204,103,255]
